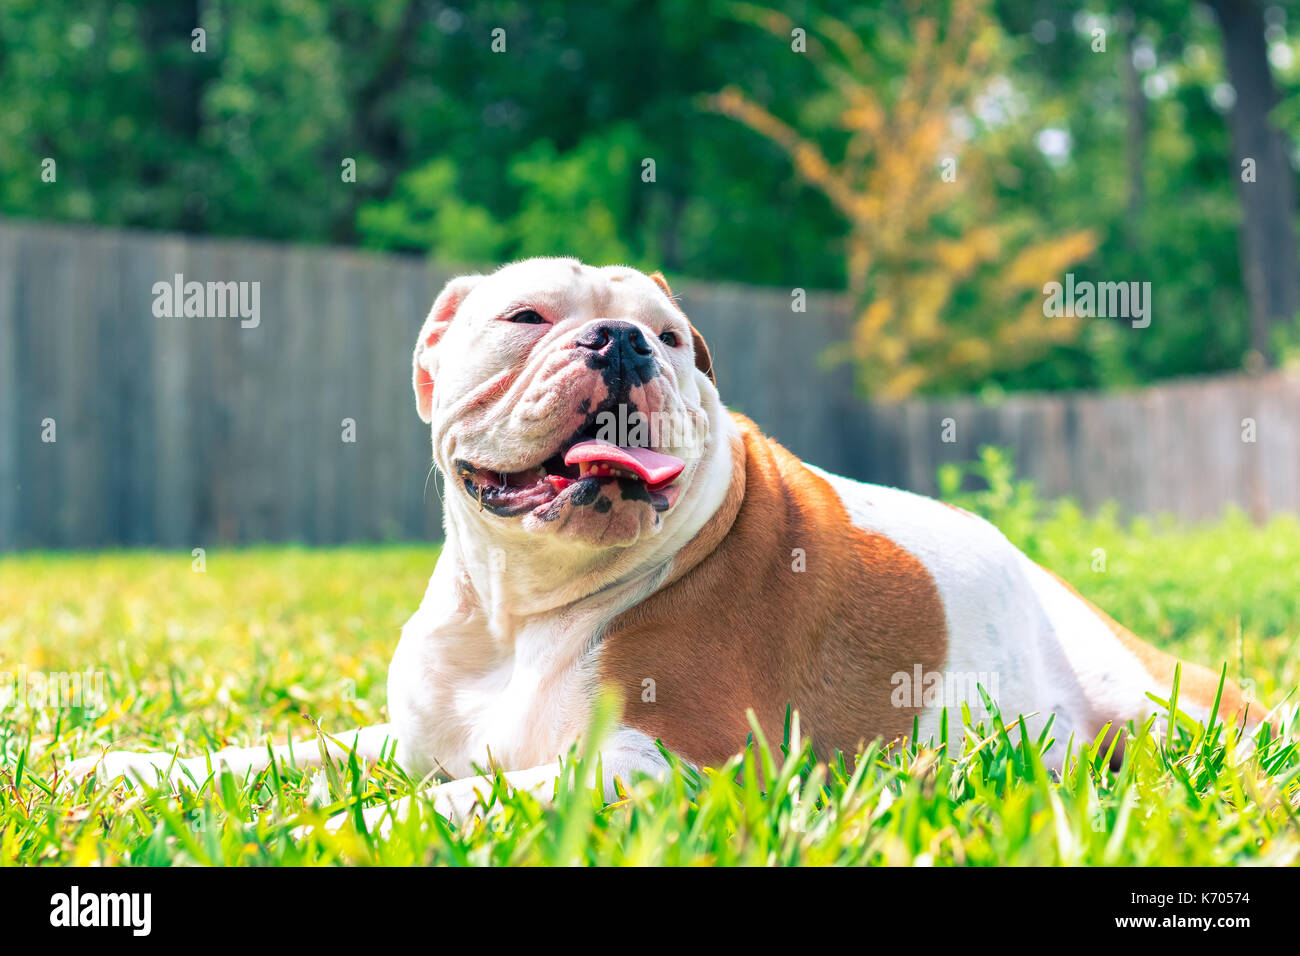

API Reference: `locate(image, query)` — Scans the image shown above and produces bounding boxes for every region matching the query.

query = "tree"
[710,0,1095,397]
[1206,0,1300,363]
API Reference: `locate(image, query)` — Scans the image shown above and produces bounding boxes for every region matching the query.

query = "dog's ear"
[414,274,482,423]
[649,270,715,386]
[689,325,715,385]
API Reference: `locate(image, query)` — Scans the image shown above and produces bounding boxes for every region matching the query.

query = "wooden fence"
[2,218,1297,549]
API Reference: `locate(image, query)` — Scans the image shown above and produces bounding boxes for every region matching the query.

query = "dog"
[68,258,1266,830]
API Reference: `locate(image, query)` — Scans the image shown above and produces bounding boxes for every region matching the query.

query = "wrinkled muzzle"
[443,324,707,542]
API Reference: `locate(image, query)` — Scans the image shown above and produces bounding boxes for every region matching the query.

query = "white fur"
[67,260,724,825]
[806,466,1163,763]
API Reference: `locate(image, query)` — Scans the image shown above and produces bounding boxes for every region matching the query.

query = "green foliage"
[986,2,1255,390]
[713,0,1099,398]
[2,0,1287,391]
[359,125,649,266]
[1269,312,1300,370]
[2,497,1298,864]
[356,158,508,261]
[505,128,643,264]
[938,445,1045,549]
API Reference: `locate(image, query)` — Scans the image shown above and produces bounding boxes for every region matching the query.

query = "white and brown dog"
[70,258,1265,828]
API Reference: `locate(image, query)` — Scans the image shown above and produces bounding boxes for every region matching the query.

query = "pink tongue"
[564,440,685,486]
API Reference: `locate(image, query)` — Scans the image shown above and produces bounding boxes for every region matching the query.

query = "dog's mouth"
[454,436,685,519]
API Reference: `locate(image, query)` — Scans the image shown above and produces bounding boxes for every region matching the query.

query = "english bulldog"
[68,258,1267,830]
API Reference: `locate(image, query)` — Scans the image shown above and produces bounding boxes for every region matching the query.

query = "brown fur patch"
[598,413,949,766]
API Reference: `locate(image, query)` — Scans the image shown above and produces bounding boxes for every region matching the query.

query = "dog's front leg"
[63,723,398,792]
[325,762,563,838]
[321,726,671,838]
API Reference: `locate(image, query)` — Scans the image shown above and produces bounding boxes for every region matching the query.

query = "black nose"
[576,321,652,355]
[576,320,658,390]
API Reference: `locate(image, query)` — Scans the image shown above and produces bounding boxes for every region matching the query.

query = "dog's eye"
[506,309,547,325]
[659,330,679,347]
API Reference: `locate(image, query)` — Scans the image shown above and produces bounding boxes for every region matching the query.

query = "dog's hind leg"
[1023,560,1266,765]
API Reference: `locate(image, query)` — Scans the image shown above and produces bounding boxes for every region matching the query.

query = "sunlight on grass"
[2,492,1299,865]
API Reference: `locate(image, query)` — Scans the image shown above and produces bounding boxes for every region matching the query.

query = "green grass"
[2,452,1299,865]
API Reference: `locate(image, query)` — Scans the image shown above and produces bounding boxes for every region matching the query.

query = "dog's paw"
[294,783,484,841]
[290,795,411,841]
[62,750,179,791]
[334,798,410,838]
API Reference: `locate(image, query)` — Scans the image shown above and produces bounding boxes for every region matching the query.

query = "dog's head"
[414,258,717,548]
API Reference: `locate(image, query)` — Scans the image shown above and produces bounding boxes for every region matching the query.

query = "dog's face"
[414,258,717,548]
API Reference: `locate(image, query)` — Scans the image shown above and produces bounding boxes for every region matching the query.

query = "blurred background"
[3,0,1300,548]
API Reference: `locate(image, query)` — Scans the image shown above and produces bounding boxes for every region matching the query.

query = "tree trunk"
[137,0,214,232]
[1209,0,1300,363]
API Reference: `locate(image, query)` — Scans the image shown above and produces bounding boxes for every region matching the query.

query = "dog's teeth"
[538,466,547,477]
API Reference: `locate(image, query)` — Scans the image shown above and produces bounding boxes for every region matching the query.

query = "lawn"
[2,451,1299,866]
